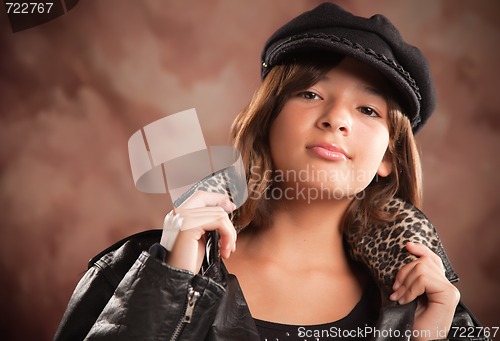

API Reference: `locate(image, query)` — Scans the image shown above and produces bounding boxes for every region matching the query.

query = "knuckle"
[431,252,442,263]
[410,262,421,273]
[407,283,421,297]
[214,215,227,224]
[412,262,426,273]
[448,284,461,303]
[414,274,425,286]
[438,259,446,270]
[214,216,232,229]
[193,189,205,197]
[189,190,203,201]
[175,207,188,215]
[192,190,218,202]
[395,271,405,282]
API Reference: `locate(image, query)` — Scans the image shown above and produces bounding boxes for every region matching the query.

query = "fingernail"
[390,292,398,301]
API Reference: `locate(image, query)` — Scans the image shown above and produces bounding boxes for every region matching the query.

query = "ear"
[377,150,393,177]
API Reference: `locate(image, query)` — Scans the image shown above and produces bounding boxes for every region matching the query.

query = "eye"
[297,91,322,101]
[358,106,380,117]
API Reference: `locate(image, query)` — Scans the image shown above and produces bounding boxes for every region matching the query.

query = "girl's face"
[269,57,393,200]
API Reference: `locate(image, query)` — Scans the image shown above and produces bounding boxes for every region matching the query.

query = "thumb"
[405,241,433,258]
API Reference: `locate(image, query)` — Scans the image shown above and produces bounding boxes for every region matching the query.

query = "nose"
[316,103,352,134]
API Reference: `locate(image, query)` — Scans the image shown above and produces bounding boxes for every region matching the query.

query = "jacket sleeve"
[54,242,226,341]
[444,300,491,341]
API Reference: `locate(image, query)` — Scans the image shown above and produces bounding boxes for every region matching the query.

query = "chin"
[290,181,360,201]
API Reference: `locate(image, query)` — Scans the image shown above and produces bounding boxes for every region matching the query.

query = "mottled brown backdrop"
[1,1,499,340]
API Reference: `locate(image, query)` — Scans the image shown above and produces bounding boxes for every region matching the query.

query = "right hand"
[160,190,237,274]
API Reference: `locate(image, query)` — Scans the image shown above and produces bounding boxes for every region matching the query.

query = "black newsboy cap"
[261,2,435,132]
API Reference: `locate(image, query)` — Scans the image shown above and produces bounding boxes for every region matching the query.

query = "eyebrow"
[317,75,387,99]
[361,85,386,99]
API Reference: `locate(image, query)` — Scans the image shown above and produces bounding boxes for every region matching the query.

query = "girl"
[55,3,485,341]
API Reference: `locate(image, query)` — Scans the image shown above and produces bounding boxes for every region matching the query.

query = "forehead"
[321,57,394,97]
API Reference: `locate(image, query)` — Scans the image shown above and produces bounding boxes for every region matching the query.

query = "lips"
[306,143,350,161]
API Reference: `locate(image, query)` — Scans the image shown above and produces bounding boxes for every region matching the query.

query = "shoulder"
[88,229,162,269]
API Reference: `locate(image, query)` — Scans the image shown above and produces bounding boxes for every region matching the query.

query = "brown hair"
[343,99,422,232]
[230,59,422,233]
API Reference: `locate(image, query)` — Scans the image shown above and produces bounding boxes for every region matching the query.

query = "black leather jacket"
[54,230,488,341]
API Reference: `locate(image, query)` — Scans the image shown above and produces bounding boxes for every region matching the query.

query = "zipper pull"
[182,286,201,323]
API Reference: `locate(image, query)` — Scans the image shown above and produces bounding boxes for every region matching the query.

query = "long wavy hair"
[230,57,422,233]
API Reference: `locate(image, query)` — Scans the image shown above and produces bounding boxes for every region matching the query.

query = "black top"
[254,284,377,341]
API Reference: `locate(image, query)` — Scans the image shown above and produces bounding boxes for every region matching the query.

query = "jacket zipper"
[169,285,201,341]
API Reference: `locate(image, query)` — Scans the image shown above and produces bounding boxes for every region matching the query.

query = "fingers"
[176,206,237,259]
[390,242,448,305]
[177,206,232,230]
[391,244,461,335]
[162,191,238,272]
[178,191,238,250]
[178,190,238,258]
[406,241,445,272]
[180,190,237,212]
[164,207,237,272]
[391,263,426,304]
[161,207,236,250]
[186,209,237,259]
[393,243,441,289]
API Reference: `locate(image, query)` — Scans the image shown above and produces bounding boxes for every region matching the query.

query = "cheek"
[355,131,390,184]
[268,118,282,156]
[268,119,284,169]
[269,112,306,164]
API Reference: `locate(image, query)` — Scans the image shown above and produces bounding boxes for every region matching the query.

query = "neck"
[243,197,353,271]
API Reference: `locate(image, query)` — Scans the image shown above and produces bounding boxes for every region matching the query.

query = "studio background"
[1,1,499,340]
